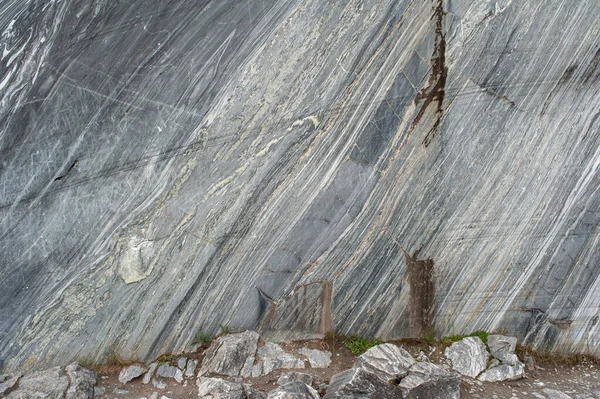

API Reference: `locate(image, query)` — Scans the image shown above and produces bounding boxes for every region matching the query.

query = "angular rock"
[177,357,188,370]
[298,348,332,368]
[119,364,147,384]
[252,342,305,377]
[143,363,158,384]
[267,381,320,399]
[277,371,314,387]
[185,359,198,378]
[199,331,259,377]
[323,368,403,399]
[244,384,268,399]
[354,343,416,381]
[197,377,244,399]
[0,376,19,396]
[399,362,460,399]
[444,337,489,378]
[65,363,97,399]
[11,366,69,398]
[94,386,106,397]
[487,335,520,365]
[113,388,129,394]
[478,362,524,382]
[156,364,184,383]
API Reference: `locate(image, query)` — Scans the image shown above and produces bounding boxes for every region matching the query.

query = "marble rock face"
[1,0,600,372]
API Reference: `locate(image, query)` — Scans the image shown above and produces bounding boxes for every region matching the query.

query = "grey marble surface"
[1,0,599,372]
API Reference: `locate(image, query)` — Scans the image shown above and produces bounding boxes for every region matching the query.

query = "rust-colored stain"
[403,248,434,338]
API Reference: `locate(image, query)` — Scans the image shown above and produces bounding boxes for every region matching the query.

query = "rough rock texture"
[1,0,600,372]
[478,362,525,382]
[156,364,184,383]
[277,372,314,387]
[119,365,147,384]
[244,384,268,399]
[267,381,320,399]
[444,337,489,378]
[487,335,519,365]
[251,342,305,377]
[0,376,19,396]
[197,377,244,399]
[65,363,97,399]
[199,331,259,377]
[298,348,331,369]
[143,363,159,384]
[399,361,460,399]
[5,365,96,399]
[355,343,416,381]
[323,368,404,399]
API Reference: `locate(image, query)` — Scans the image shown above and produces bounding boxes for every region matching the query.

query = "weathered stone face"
[1,0,600,372]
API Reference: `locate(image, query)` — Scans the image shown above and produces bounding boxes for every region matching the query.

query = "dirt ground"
[93,337,600,399]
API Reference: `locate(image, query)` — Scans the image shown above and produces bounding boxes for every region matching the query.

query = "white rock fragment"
[354,343,416,381]
[119,365,147,384]
[444,337,489,378]
[143,363,158,384]
[487,335,520,365]
[298,348,332,368]
[199,331,259,377]
[478,362,525,382]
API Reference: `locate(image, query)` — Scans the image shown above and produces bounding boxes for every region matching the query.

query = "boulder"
[354,343,416,381]
[199,331,259,377]
[267,381,320,399]
[65,363,97,399]
[444,337,489,378]
[197,377,244,399]
[478,362,524,382]
[298,348,332,368]
[399,362,460,399]
[156,364,184,383]
[323,368,403,399]
[487,335,520,365]
[119,365,147,384]
[8,366,69,398]
[251,342,305,377]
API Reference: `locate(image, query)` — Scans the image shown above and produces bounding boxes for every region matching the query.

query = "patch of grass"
[342,336,382,355]
[218,324,230,337]
[192,331,212,346]
[440,330,489,346]
[156,353,174,364]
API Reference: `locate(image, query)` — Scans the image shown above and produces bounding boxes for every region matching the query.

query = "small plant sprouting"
[342,336,382,355]
[440,330,489,346]
[219,324,230,337]
[192,331,212,345]
[156,353,174,364]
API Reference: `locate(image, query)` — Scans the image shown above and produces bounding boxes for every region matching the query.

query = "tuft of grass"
[342,336,382,355]
[192,331,212,346]
[440,330,489,346]
[156,353,174,364]
[218,324,230,337]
